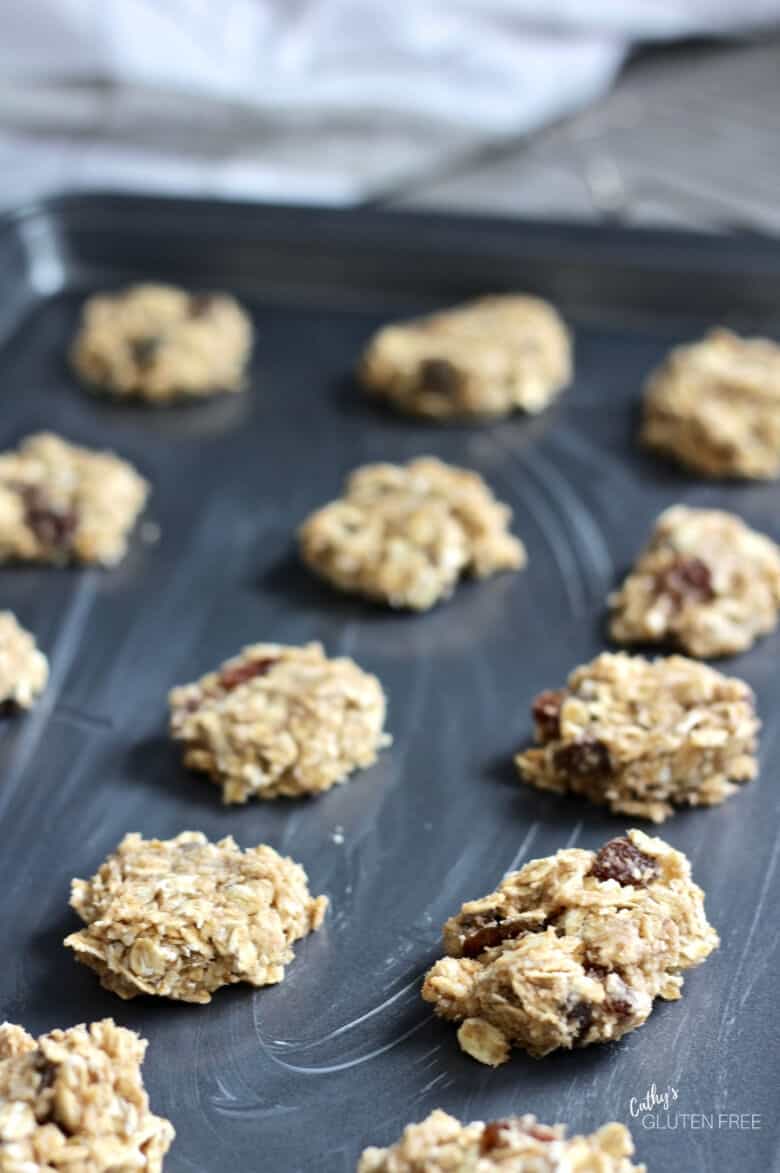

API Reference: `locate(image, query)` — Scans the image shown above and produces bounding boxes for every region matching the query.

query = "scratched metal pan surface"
[0,195,779,1173]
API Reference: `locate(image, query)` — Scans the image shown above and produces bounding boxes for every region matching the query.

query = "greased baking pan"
[0,194,779,1173]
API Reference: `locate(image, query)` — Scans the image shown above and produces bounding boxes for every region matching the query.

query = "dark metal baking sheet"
[1,194,779,1173]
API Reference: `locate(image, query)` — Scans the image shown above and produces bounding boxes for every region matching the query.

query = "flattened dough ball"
[71,283,253,402]
[299,457,525,610]
[65,831,328,1003]
[169,641,390,803]
[0,432,148,566]
[422,830,718,1064]
[0,611,48,709]
[358,1110,644,1173]
[516,652,758,823]
[360,294,571,419]
[609,505,780,658]
[641,328,780,479]
[0,1018,174,1171]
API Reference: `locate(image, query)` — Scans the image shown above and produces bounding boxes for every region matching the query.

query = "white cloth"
[0,1,777,206]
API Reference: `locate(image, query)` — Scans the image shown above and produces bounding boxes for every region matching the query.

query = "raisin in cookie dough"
[358,1110,644,1173]
[515,652,758,823]
[641,328,780,479]
[0,611,48,710]
[299,457,525,610]
[0,1018,174,1171]
[609,506,780,658]
[359,295,571,420]
[64,832,327,1003]
[71,283,253,403]
[169,642,389,803]
[422,830,718,1065]
[0,432,148,566]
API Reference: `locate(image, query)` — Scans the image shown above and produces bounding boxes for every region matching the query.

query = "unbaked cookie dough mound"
[0,611,48,709]
[358,1110,644,1173]
[422,829,718,1065]
[516,652,758,823]
[299,457,525,610]
[71,283,253,403]
[0,1018,174,1171]
[609,505,780,658]
[641,328,780,478]
[169,641,389,803]
[65,831,328,1003]
[359,294,571,419]
[0,432,148,566]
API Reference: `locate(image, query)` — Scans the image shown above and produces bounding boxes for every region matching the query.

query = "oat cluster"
[0,611,48,710]
[422,830,718,1065]
[609,505,780,658]
[299,457,525,610]
[641,327,780,479]
[0,1018,174,1172]
[169,641,390,803]
[358,1109,643,1173]
[515,652,759,823]
[71,283,253,402]
[359,294,571,420]
[64,832,328,1003]
[0,432,148,567]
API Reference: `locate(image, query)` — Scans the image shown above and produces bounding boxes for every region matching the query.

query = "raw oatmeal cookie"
[358,1110,643,1173]
[359,294,571,419]
[0,1018,174,1171]
[515,652,758,823]
[64,831,327,1003]
[609,505,780,658]
[169,641,389,803]
[299,457,525,610]
[641,328,780,478]
[0,611,48,710]
[71,283,253,403]
[0,432,148,566]
[422,829,718,1064]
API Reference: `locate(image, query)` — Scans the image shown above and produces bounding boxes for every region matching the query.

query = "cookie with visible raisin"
[359,294,571,419]
[0,432,148,566]
[421,829,718,1064]
[358,1108,644,1172]
[516,651,758,822]
[609,505,780,658]
[71,283,253,402]
[169,641,390,802]
[0,1019,174,1171]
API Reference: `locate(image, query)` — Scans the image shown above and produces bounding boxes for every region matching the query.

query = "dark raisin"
[584,963,608,981]
[590,837,658,887]
[609,995,634,1018]
[532,689,565,741]
[553,736,612,779]
[219,657,277,690]
[21,487,77,552]
[461,917,527,958]
[568,999,593,1044]
[419,357,462,396]
[480,1121,510,1155]
[655,556,714,607]
[33,1055,57,1090]
[188,293,216,319]
[130,335,162,368]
